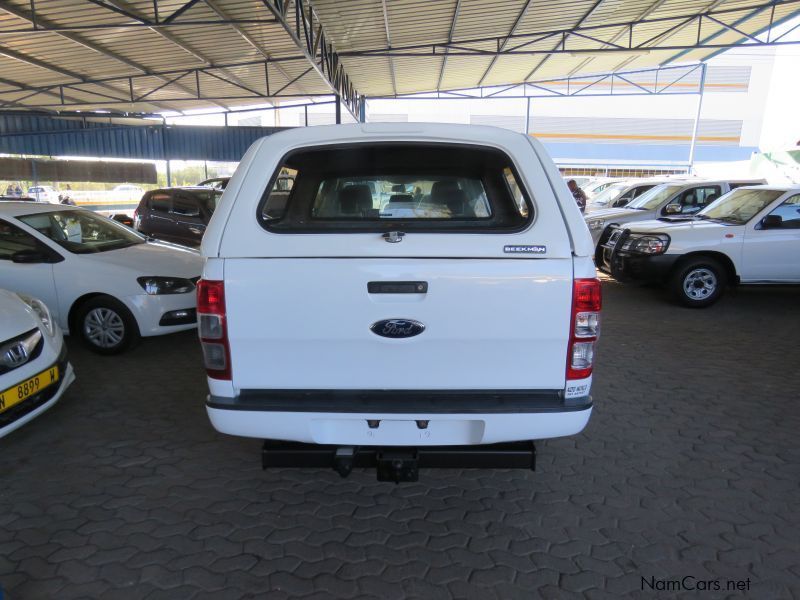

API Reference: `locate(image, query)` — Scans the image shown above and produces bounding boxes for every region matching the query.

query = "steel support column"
[525,97,531,135]
[161,120,172,186]
[687,63,707,169]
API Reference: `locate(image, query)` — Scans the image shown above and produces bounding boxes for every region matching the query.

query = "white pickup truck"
[600,185,800,306]
[198,123,601,480]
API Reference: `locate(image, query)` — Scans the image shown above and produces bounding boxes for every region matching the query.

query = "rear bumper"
[208,389,589,413]
[206,390,592,445]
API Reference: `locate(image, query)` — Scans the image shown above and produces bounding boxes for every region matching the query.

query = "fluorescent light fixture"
[569,49,652,57]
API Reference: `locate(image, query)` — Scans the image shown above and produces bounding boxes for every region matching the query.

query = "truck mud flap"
[261,440,536,483]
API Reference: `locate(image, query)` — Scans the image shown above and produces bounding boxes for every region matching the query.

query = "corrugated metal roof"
[0,112,289,161]
[0,0,795,113]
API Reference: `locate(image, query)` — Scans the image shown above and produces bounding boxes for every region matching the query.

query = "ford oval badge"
[370,319,425,339]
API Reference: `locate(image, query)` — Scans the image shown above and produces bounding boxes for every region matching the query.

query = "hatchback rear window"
[258,144,533,233]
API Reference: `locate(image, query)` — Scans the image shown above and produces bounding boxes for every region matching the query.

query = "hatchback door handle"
[368,281,428,294]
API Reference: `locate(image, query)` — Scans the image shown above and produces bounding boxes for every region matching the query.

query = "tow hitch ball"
[376,450,419,483]
[333,447,419,482]
[333,447,355,478]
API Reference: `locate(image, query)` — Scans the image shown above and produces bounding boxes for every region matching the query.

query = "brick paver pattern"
[1,281,798,599]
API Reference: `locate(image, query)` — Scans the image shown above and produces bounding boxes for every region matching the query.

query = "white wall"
[365,50,785,153]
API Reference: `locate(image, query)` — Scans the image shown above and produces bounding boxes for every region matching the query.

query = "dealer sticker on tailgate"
[504,245,546,254]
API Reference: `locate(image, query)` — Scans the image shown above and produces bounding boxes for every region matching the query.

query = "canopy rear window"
[257,144,533,233]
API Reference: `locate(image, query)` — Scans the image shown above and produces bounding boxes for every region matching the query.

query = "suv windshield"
[699,188,784,225]
[626,184,683,210]
[19,209,145,254]
[590,183,627,206]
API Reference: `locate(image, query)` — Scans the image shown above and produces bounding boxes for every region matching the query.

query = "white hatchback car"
[0,203,203,354]
[0,289,75,438]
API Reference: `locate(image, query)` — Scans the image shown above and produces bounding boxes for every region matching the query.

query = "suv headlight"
[587,219,605,231]
[137,276,196,295]
[621,233,670,255]
[17,294,56,337]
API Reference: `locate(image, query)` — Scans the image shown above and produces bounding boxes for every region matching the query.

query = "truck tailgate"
[225,258,572,391]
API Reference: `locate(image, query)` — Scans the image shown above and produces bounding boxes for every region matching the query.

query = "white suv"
[585,179,765,246]
[198,124,601,479]
[600,185,800,306]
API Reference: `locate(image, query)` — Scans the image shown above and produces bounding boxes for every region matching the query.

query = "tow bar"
[262,441,536,482]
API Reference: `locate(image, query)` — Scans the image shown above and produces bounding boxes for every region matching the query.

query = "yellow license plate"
[0,365,60,414]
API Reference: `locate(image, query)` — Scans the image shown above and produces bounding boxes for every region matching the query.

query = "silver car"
[585,179,765,247]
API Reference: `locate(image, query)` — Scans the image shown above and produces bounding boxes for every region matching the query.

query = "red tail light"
[197,279,231,380]
[567,278,602,380]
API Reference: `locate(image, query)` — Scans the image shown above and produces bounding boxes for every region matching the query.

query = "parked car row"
[0,174,249,440]
[585,178,765,245]
[592,181,800,306]
[0,200,204,438]
[0,203,203,354]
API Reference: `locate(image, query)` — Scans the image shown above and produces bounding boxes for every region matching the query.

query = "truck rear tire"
[669,257,727,308]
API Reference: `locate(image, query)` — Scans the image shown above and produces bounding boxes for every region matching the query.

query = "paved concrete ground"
[1,281,799,599]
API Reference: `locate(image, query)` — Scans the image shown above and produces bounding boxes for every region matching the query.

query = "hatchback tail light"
[567,278,601,380]
[197,279,231,380]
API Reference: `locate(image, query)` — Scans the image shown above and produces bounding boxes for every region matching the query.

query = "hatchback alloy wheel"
[75,296,140,354]
[84,307,125,349]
